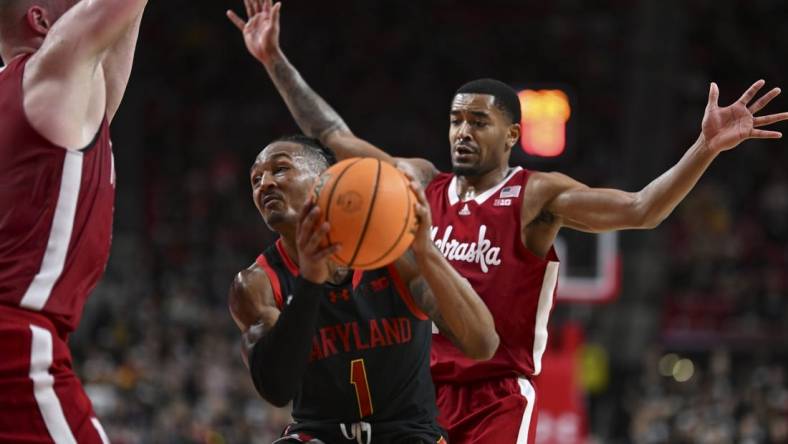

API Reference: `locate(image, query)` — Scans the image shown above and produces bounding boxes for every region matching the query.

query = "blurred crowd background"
[51,0,788,442]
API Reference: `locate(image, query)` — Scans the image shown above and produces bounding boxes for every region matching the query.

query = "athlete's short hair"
[455,78,522,124]
[273,134,337,173]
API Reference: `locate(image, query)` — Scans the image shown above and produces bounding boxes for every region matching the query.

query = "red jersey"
[426,167,559,383]
[0,55,115,335]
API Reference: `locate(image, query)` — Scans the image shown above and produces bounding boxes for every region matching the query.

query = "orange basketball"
[312,158,417,270]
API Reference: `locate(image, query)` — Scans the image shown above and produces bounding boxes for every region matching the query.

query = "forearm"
[635,135,718,227]
[262,52,395,162]
[102,10,144,121]
[417,249,498,360]
[248,277,321,406]
[263,52,350,141]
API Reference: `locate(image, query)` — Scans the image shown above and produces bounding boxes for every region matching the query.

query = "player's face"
[250,142,318,232]
[449,94,517,177]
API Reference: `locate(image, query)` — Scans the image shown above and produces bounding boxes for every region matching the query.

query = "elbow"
[256,383,293,408]
[637,208,668,229]
[465,331,500,361]
[632,193,667,230]
[265,393,292,408]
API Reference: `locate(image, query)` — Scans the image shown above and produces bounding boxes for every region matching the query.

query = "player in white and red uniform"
[425,166,558,442]
[0,0,148,441]
[238,2,788,441]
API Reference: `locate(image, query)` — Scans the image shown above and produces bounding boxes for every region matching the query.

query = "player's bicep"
[35,0,148,71]
[395,157,439,188]
[540,173,643,232]
[407,274,462,346]
[323,130,396,163]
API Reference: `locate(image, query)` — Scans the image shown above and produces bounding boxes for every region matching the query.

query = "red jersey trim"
[275,238,300,276]
[386,264,429,321]
[256,255,284,310]
[352,269,364,289]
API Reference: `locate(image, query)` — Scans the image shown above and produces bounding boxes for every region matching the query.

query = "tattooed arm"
[393,180,499,360]
[227,0,439,186]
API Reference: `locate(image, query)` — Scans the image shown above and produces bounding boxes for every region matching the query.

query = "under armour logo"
[329,289,350,303]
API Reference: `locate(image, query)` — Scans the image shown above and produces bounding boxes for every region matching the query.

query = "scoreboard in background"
[515,86,620,304]
[519,89,572,158]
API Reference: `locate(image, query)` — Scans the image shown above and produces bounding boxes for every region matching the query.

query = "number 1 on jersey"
[350,358,373,418]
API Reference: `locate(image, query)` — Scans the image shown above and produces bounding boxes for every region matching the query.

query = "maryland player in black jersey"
[228,135,499,443]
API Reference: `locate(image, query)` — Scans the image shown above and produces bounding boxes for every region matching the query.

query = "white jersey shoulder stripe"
[20,150,84,310]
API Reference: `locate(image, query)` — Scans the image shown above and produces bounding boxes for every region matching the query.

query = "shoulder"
[524,171,585,200]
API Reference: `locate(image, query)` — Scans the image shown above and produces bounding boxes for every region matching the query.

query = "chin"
[262,212,287,231]
[452,165,482,177]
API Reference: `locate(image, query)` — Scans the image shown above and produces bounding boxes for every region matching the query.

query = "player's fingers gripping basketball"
[296,203,335,283]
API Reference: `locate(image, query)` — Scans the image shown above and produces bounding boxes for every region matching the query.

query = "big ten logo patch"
[329,289,351,303]
[337,191,363,213]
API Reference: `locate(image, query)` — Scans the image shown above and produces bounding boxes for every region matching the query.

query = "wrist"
[413,243,441,268]
[260,48,285,68]
[694,134,719,159]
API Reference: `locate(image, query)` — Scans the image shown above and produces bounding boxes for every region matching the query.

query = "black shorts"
[278,420,447,444]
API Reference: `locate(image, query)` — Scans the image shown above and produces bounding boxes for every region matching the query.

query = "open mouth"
[261,194,284,208]
[454,144,477,156]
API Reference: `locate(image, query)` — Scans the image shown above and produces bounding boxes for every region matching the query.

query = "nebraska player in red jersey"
[231,1,788,442]
[0,0,148,442]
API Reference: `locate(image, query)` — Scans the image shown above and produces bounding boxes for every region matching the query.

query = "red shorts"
[435,376,537,444]
[0,305,109,444]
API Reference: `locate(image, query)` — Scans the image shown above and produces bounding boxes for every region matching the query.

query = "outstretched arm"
[24,0,149,148]
[395,180,499,360]
[530,80,788,233]
[227,0,439,185]
[101,10,145,123]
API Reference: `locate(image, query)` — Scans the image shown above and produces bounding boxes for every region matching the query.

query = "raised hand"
[227,0,282,65]
[702,80,788,153]
[295,201,340,284]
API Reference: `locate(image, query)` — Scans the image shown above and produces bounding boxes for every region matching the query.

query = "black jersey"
[257,239,443,440]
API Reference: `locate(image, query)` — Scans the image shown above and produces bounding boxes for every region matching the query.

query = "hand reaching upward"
[228,0,282,65]
[702,80,788,153]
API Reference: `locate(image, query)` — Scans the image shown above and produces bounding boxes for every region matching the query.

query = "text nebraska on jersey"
[430,225,502,273]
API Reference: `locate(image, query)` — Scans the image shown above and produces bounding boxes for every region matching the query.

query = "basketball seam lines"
[324,158,364,262]
[355,172,412,267]
[347,159,381,267]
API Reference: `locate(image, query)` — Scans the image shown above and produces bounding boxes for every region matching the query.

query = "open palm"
[702,80,788,153]
[227,0,281,65]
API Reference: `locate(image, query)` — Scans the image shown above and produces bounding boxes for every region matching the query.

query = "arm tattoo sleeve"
[270,58,350,140]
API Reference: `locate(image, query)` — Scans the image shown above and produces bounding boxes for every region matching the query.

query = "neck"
[456,164,511,201]
[279,235,349,284]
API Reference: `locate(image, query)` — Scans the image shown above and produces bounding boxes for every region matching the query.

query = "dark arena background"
[41,0,788,442]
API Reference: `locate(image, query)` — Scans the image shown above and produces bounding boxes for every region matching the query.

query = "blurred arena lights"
[672,358,695,383]
[658,353,680,377]
[518,89,571,157]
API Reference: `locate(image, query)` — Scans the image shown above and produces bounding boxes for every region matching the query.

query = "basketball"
[312,157,417,270]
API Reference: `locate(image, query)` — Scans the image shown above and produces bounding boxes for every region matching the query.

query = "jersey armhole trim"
[386,264,429,321]
[256,255,284,310]
[275,238,300,277]
[352,270,363,290]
